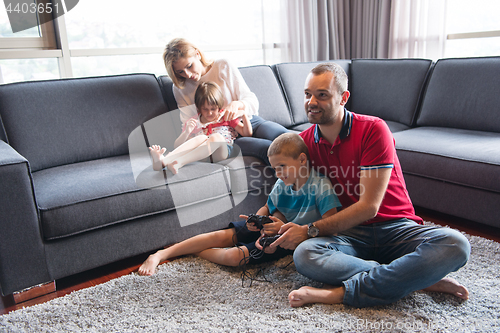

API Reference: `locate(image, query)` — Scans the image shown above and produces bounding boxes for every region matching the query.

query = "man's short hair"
[268,133,309,160]
[311,62,348,95]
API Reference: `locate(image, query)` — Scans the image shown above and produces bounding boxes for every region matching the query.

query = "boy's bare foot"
[166,161,180,175]
[149,145,166,171]
[138,253,162,276]
[423,277,469,300]
[288,285,345,307]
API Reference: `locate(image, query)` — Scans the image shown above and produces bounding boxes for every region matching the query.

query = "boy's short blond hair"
[268,133,310,160]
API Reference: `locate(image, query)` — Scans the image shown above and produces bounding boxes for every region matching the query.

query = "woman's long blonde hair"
[163,38,213,89]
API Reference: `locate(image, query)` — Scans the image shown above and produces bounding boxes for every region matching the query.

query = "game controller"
[246,214,273,230]
[259,234,281,248]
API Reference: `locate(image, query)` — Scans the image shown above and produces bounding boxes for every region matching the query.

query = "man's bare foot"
[138,253,162,276]
[166,161,180,175]
[149,145,166,171]
[423,277,469,300]
[288,285,345,307]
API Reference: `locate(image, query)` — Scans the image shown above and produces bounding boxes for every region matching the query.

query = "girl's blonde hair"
[194,82,224,112]
[163,38,213,89]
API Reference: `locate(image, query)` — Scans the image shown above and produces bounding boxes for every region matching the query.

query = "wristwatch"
[307,223,320,238]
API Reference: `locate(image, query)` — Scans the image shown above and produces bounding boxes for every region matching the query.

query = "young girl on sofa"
[150,81,252,174]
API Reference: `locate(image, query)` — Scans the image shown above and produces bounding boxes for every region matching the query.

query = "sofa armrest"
[0,141,51,295]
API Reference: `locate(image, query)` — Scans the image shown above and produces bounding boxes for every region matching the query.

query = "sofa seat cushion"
[393,127,500,193]
[385,121,411,133]
[33,155,267,240]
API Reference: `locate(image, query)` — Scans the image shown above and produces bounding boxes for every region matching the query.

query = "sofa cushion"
[385,121,412,133]
[33,155,174,240]
[33,154,272,240]
[0,74,167,172]
[393,127,500,193]
[238,65,293,128]
[157,75,179,111]
[417,56,500,133]
[349,59,432,129]
[274,60,351,128]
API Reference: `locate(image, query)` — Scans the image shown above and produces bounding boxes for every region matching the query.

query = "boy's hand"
[239,214,260,232]
[262,216,284,236]
[255,233,278,254]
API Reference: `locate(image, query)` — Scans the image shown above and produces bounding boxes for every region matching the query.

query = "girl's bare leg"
[161,135,209,166]
[138,228,237,276]
[207,134,229,162]
[166,133,228,174]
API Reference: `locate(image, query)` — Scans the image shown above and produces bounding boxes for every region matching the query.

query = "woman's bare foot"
[138,253,162,276]
[288,285,345,307]
[166,161,180,175]
[423,277,469,300]
[149,145,166,171]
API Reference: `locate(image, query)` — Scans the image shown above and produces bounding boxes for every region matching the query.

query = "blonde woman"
[163,38,288,165]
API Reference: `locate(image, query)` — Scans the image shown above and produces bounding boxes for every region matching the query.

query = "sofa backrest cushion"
[0,74,168,172]
[417,56,500,133]
[349,59,432,127]
[157,75,179,111]
[238,65,293,128]
[273,60,351,127]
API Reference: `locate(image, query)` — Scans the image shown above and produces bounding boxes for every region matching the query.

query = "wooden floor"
[2,207,500,315]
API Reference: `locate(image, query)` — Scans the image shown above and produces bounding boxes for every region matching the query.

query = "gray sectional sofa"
[0,56,499,298]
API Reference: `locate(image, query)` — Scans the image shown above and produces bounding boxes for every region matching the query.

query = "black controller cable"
[230,225,294,287]
[230,228,271,287]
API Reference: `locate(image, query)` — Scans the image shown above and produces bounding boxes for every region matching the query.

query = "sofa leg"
[12,281,56,304]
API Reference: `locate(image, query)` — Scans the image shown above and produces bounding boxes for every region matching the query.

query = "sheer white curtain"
[350,0,392,58]
[281,0,348,61]
[281,0,391,62]
[388,0,447,59]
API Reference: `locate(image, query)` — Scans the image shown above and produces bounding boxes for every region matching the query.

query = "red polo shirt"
[300,110,422,225]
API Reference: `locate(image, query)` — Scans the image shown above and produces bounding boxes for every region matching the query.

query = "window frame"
[0,1,57,50]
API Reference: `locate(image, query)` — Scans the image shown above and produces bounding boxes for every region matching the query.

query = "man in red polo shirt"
[269,62,470,308]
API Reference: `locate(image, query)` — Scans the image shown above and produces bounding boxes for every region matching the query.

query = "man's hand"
[269,223,308,250]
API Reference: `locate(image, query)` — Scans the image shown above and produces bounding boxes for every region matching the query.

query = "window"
[0,1,59,83]
[444,0,500,58]
[62,0,282,77]
[1,0,282,83]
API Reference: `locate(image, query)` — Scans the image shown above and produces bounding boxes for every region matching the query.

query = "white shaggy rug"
[1,227,500,332]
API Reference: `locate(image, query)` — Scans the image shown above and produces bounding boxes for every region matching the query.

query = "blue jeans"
[293,219,470,308]
[234,116,288,165]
